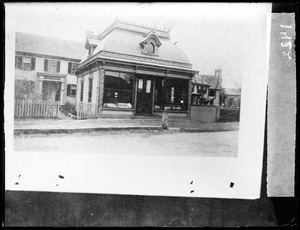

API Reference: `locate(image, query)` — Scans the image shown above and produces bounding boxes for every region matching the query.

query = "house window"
[15,56,35,71]
[103,71,134,109]
[88,77,93,103]
[209,89,216,97]
[148,42,155,54]
[68,62,79,75]
[44,59,61,73]
[88,46,95,56]
[66,84,77,97]
[154,78,189,111]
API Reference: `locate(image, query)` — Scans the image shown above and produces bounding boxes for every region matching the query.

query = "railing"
[14,99,60,118]
[77,102,97,120]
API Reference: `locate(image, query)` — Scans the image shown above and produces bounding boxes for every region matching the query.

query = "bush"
[60,104,77,116]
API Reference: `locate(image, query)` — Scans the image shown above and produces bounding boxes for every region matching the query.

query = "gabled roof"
[16,32,86,60]
[140,31,162,47]
[223,88,241,96]
[193,74,222,89]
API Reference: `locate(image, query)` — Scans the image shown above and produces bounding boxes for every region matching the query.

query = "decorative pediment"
[140,31,162,56]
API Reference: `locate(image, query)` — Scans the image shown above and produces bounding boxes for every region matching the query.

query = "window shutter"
[68,62,72,74]
[44,59,48,71]
[17,56,23,69]
[31,58,35,70]
[67,85,71,96]
[15,56,18,68]
[57,61,60,73]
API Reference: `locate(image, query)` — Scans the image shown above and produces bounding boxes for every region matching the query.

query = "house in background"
[191,69,223,106]
[15,32,85,105]
[221,88,241,109]
[75,19,198,118]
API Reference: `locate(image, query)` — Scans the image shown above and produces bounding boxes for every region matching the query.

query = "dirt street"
[14,130,239,157]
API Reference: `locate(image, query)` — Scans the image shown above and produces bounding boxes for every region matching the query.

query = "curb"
[178,128,239,133]
[14,126,164,135]
[14,126,239,135]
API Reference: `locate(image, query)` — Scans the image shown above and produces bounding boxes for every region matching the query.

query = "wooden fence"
[14,99,60,118]
[77,102,97,120]
[219,108,240,122]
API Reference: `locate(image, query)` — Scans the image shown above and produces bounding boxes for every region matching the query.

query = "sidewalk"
[14,117,239,135]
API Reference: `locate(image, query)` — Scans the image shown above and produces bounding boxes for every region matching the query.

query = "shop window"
[103,71,134,109]
[44,59,61,73]
[154,78,189,111]
[15,56,35,71]
[66,84,77,97]
[68,62,79,75]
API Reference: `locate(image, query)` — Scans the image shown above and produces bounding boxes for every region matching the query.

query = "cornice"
[15,51,81,63]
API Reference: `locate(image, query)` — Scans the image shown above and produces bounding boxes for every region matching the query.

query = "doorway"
[42,81,61,102]
[136,76,153,114]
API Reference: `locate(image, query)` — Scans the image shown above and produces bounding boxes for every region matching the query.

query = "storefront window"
[103,71,134,109]
[154,78,189,111]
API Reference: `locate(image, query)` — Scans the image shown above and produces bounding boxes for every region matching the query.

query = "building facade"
[221,88,241,109]
[191,69,223,106]
[75,19,198,118]
[15,32,85,105]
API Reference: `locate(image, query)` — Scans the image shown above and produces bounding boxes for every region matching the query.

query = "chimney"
[215,68,222,77]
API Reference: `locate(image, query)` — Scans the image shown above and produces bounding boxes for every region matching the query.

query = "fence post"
[21,99,25,118]
[57,101,59,117]
[26,99,29,117]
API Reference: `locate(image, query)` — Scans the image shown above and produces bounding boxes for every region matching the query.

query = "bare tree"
[231,77,242,93]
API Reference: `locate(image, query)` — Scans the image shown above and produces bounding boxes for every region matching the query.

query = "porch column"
[98,68,105,116]
[59,78,65,105]
[83,74,91,104]
[188,78,193,119]
[92,71,99,117]
[76,76,82,111]
[38,76,44,96]
[152,78,156,112]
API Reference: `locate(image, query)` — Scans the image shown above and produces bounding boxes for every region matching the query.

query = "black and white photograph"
[4,2,296,227]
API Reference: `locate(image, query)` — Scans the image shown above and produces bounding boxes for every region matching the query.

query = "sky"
[7,2,272,88]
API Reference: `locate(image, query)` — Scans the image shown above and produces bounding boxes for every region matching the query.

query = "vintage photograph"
[5,3,297,227]
[6,2,271,201]
[12,3,242,158]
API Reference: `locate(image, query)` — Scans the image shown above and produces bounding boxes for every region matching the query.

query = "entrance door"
[42,81,61,102]
[136,76,153,114]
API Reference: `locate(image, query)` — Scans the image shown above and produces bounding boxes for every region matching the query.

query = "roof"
[15,32,86,60]
[223,88,241,96]
[80,21,193,69]
[193,74,222,89]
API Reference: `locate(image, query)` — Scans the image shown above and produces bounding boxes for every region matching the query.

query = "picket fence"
[14,99,60,118]
[77,102,97,120]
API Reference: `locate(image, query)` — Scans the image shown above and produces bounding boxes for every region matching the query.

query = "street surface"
[14,130,239,157]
